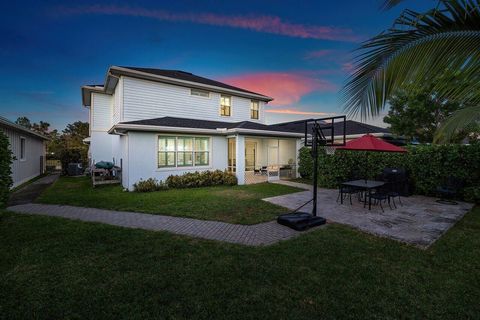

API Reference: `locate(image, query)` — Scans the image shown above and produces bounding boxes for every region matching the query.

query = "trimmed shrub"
[298,144,480,199]
[464,187,480,204]
[166,170,237,189]
[133,178,168,192]
[133,170,237,192]
[0,131,14,207]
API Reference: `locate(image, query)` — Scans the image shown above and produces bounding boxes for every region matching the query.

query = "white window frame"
[190,88,210,98]
[220,95,232,117]
[250,100,259,120]
[157,135,212,171]
[20,136,26,161]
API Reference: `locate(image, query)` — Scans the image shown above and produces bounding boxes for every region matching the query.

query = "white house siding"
[122,77,266,124]
[112,77,123,125]
[125,131,228,190]
[89,131,115,164]
[91,93,112,131]
[89,92,115,164]
[1,126,45,188]
[120,135,129,189]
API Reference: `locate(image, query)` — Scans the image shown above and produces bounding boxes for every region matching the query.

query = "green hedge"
[298,144,480,201]
[0,131,14,207]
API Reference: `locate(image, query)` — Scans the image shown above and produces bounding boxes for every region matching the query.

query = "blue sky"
[0,0,430,129]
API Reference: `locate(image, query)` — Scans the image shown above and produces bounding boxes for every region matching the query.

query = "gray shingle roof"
[118,117,390,137]
[118,67,268,98]
[274,119,390,136]
[120,117,300,133]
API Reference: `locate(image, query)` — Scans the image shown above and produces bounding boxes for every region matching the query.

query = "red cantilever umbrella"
[338,134,407,153]
[337,134,407,180]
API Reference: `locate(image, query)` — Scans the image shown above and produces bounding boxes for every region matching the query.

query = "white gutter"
[231,128,303,138]
[108,124,226,135]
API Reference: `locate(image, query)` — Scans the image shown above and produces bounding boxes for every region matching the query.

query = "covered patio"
[228,135,301,185]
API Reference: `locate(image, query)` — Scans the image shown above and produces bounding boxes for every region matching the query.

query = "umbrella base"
[277,212,326,231]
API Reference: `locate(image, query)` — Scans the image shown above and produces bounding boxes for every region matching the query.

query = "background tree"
[14,116,89,171]
[383,87,467,143]
[59,121,89,173]
[342,0,480,142]
[15,116,32,129]
[31,121,50,135]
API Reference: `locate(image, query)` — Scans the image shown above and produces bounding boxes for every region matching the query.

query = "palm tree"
[341,0,480,142]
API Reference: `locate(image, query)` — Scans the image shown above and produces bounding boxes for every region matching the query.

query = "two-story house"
[82,66,303,190]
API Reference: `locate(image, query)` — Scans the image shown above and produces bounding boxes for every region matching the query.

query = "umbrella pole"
[365,151,368,183]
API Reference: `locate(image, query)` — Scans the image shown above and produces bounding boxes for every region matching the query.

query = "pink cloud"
[54,5,359,42]
[304,49,336,60]
[221,72,337,106]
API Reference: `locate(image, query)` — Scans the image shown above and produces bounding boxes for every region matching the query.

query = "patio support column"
[295,138,302,178]
[235,135,245,185]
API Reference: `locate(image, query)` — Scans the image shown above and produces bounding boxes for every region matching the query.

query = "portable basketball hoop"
[277,115,346,231]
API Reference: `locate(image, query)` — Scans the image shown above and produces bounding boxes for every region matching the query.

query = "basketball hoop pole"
[311,127,319,216]
[276,115,346,231]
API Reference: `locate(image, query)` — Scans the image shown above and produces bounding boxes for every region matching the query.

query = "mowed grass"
[36,177,302,224]
[0,207,479,319]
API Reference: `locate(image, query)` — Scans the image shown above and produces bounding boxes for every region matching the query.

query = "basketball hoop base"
[277,212,326,231]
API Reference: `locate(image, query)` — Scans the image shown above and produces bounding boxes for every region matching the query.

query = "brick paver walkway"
[7,203,317,246]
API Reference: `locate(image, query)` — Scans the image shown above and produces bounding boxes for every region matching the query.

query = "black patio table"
[341,179,385,210]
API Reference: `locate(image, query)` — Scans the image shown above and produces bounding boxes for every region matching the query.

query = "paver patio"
[267,181,474,248]
[7,203,319,246]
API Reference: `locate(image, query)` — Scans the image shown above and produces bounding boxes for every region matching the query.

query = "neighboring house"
[81,67,404,191]
[82,66,304,190]
[0,116,48,188]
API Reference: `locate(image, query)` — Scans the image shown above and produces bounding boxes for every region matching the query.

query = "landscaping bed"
[36,177,302,225]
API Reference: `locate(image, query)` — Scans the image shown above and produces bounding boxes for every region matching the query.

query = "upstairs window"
[191,88,210,98]
[220,95,231,116]
[20,137,26,161]
[251,100,259,119]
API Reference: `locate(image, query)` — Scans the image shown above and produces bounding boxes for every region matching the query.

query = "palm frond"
[381,0,405,10]
[342,0,480,121]
[434,105,480,142]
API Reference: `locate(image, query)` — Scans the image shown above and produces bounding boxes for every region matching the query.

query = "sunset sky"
[0,0,431,129]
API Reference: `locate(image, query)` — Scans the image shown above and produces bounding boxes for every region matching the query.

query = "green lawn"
[36,177,302,225]
[0,207,479,319]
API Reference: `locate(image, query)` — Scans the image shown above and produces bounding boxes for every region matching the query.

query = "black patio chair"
[386,179,404,208]
[336,178,359,205]
[436,176,464,205]
[368,184,393,212]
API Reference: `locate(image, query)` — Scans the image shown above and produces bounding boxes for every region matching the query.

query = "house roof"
[82,66,273,106]
[118,67,266,97]
[109,116,303,137]
[273,119,390,137]
[0,116,49,140]
[121,117,300,133]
